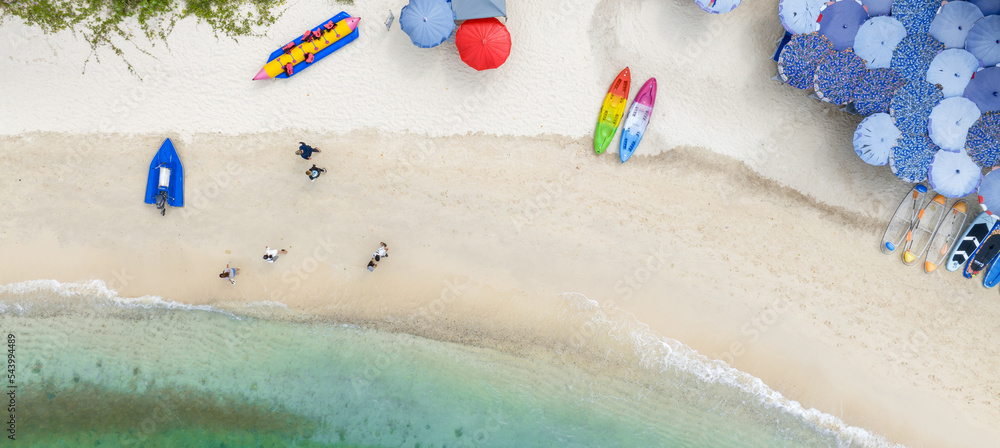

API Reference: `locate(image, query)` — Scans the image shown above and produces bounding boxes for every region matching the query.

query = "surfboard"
[924,201,968,273]
[947,212,995,272]
[982,252,1000,287]
[594,67,631,155]
[880,184,928,255]
[963,220,1000,278]
[619,77,657,163]
[902,194,947,266]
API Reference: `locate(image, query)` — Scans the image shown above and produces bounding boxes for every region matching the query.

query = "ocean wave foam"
[559,292,902,448]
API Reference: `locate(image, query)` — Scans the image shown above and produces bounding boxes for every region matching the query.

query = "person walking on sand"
[367,257,378,272]
[219,263,240,285]
[296,142,322,160]
[306,164,327,182]
[373,242,388,261]
[263,246,288,263]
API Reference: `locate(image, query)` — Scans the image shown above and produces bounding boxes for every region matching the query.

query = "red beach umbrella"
[455,18,511,70]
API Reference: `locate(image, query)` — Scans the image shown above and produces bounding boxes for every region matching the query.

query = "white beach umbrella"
[854,16,908,68]
[926,49,982,97]
[929,1,984,48]
[779,0,825,34]
[854,113,901,165]
[928,97,982,151]
[928,149,983,198]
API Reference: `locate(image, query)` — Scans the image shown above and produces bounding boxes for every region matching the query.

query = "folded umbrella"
[926,49,982,98]
[964,66,1000,114]
[967,112,1000,167]
[853,67,907,115]
[778,33,835,89]
[854,113,902,165]
[890,134,941,182]
[929,1,984,49]
[928,149,984,198]
[779,0,825,34]
[928,97,982,151]
[891,80,945,135]
[399,0,456,48]
[818,0,870,51]
[853,16,908,68]
[814,49,867,104]
[965,15,1000,67]
[891,33,945,82]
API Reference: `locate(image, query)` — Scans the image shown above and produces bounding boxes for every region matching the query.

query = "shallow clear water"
[0,281,895,447]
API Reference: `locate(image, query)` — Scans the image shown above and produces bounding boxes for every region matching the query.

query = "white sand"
[2,0,1000,446]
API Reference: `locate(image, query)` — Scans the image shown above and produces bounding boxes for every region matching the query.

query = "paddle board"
[947,212,995,272]
[983,251,1000,287]
[924,201,968,273]
[902,194,947,265]
[880,184,927,255]
[594,67,631,154]
[963,220,1000,278]
[619,77,657,163]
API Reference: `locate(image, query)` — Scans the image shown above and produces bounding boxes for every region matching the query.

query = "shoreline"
[3,131,999,447]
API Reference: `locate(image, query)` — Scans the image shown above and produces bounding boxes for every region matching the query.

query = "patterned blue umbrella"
[779,0,825,34]
[778,33,835,89]
[854,113,901,165]
[969,0,1000,15]
[890,134,940,182]
[967,112,1000,167]
[818,0,870,50]
[964,66,1000,113]
[891,33,945,82]
[853,68,907,114]
[928,149,983,198]
[891,80,945,135]
[862,0,894,16]
[928,97,982,151]
[399,0,456,48]
[694,0,742,14]
[891,0,939,35]
[926,49,982,98]
[929,1,984,49]
[966,15,1000,67]
[854,16,908,68]
[814,49,867,104]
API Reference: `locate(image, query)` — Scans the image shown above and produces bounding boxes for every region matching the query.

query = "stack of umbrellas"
[773,0,1000,198]
[398,0,512,71]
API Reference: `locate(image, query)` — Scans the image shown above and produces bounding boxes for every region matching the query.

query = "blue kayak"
[144,138,184,211]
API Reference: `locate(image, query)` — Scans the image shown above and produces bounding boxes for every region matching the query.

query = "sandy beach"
[2,0,1000,446]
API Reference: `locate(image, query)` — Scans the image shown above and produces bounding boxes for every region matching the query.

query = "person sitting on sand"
[296,142,321,160]
[219,264,240,285]
[263,246,288,263]
[367,258,378,272]
[306,164,327,182]
[373,242,388,261]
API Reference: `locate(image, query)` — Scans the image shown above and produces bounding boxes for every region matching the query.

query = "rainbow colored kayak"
[594,67,631,154]
[619,77,657,163]
[253,12,360,80]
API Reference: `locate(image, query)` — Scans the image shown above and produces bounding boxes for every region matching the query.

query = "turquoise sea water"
[0,280,896,447]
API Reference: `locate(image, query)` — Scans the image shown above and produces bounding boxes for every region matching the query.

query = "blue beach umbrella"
[928,97,982,151]
[926,49,982,98]
[862,0,894,17]
[928,149,983,198]
[778,33,835,89]
[891,33,945,82]
[969,0,1000,16]
[695,0,742,14]
[966,16,1000,67]
[929,1,984,49]
[814,49,867,104]
[891,0,939,35]
[854,16,907,68]
[818,0,870,50]
[967,112,1000,167]
[779,0,825,34]
[853,68,907,114]
[891,80,945,135]
[854,113,901,165]
[399,0,456,48]
[964,66,1000,113]
[890,134,940,182]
